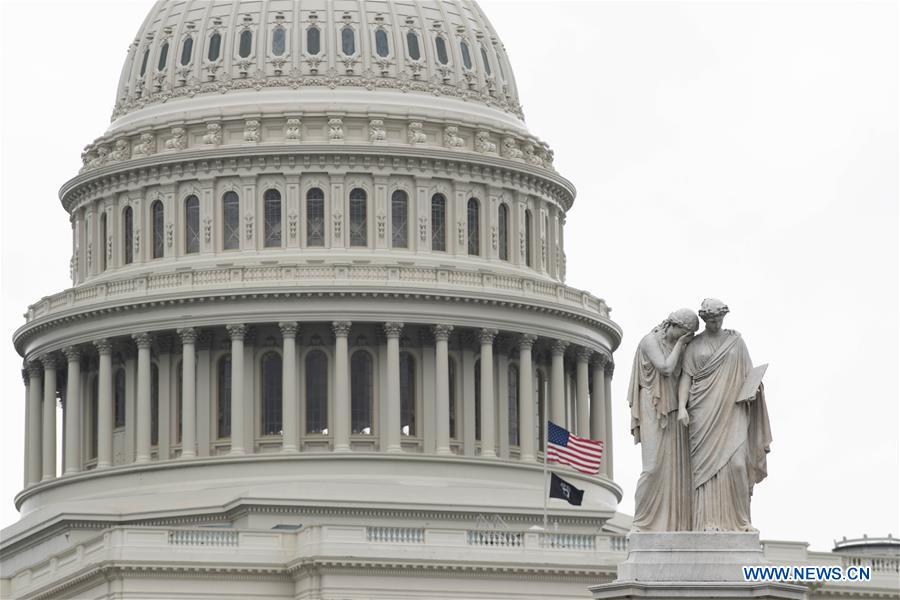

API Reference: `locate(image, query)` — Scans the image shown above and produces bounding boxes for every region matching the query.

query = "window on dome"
[496,48,506,80]
[435,36,449,65]
[449,356,457,439]
[123,206,134,264]
[222,192,240,251]
[184,195,200,254]
[150,363,159,446]
[524,209,533,267]
[467,198,480,256]
[208,32,222,61]
[406,31,420,60]
[349,188,367,247]
[263,189,282,248]
[351,351,373,434]
[460,39,472,69]
[508,364,519,446]
[272,26,286,56]
[375,28,389,57]
[498,203,509,261]
[99,213,107,271]
[180,36,193,65]
[306,188,325,247]
[216,354,231,438]
[89,377,98,459]
[431,194,446,251]
[305,350,328,434]
[239,30,253,58]
[114,369,126,429]
[391,190,408,248]
[306,26,321,55]
[341,26,355,55]
[260,351,283,436]
[474,359,481,440]
[480,45,492,76]
[150,200,164,259]
[140,48,150,76]
[400,352,416,436]
[158,42,169,70]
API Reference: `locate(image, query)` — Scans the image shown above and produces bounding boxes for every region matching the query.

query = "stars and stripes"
[546,421,603,475]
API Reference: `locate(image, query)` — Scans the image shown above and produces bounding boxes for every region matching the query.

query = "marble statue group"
[628,298,772,532]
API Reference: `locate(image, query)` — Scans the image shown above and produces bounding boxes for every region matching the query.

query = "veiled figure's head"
[663,308,699,341]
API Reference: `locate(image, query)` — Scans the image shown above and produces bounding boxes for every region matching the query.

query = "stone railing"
[23,263,610,325]
[840,554,900,573]
[541,532,597,551]
[168,529,239,547]
[366,527,425,544]
[466,530,524,548]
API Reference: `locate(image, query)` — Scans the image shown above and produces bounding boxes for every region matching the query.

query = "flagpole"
[542,420,549,530]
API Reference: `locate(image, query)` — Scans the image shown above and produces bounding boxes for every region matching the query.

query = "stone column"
[40,354,59,481]
[63,347,82,474]
[177,328,197,459]
[461,338,476,457]
[332,321,352,452]
[591,354,608,477]
[478,329,497,458]
[433,324,454,455]
[94,339,113,469]
[26,363,43,485]
[383,322,404,453]
[604,360,615,479]
[550,340,569,426]
[133,333,153,463]
[226,324,247,455]
[518,334,537,462]
[22,369,30,486]
[576,347,592,438]
[157,336,173,460]
[279,322,300,453]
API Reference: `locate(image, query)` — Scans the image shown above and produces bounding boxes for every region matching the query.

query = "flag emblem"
[549,472,584,506]
[547,421,603,475]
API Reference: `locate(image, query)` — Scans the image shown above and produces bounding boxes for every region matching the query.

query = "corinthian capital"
[432,324,454,341]
[278,322,299,338]
[93,338,113,354]
[225,324,247,341]
[383,322,404,338]
[26,361,43,379]
[576,347,594,363]
[478,328,498,345]
[132,332,153,349]
[177,327,198,344]
[518,334,537,350]
[332,321,352,337]
[551,340,569,356]
[62,346,82,362]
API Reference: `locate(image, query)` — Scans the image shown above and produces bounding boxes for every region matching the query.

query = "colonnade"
[21,322,615,489]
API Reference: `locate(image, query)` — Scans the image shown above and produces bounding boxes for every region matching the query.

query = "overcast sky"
[1,1,897,552]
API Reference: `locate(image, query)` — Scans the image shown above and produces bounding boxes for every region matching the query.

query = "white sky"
[1,1,897,553]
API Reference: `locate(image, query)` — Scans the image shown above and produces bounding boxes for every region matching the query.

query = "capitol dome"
[4,2,624,598]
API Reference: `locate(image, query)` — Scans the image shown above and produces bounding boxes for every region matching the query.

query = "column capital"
[592,351,610,368]
[177,327,199,344]
[62,346,82,362]
[551,340,569,356]
[26,361,43,379]
[278,321,300,338]
[40,353,59,370]
[478,328,498,345]
[132,332,153,349]
[383,322,404,338]
[518,334,537,350]
[225,324,247,341]
[432,324,454,341]
[22,367,29,385]
[576,346,594,363]
[332,321,352,337]
[605,359,615,377]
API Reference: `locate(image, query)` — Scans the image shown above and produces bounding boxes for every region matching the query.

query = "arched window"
[305,350,328,434]
[216,354,231,439]
[90,377,99,459]
[467,198,480,256]
[151,363,159,445]
[123,206,134,264]
[449,356,457,439]
[260,351,282,435]
[184,195,200,254]
[431,194,446,251]
[498,203,509,261]
[474,359,481,441]
[222,191,240,250]
[157,42,169,70]
[400,352,415,436]
[151,200,164,259]
[349,188,367,247]
[508,364,519,446]
[524,209,533,267]
[480,45,492,76]
[435,36,449,65]
[496,47,506,81]
[208,33,222,61]
[272,27,286,56]
[99,212,108,271]
[341,27,355,55]
[306,26,321,54]
[306,188,325,246]
[375,29,389,57]
[238,30,253,58]
[406,31,421,60]
[350,351,373,434]
[114,368,126,429]
[139,48,150,77]
[460,39,472,69]
[391,190,408,248]
[263,189,282,248]
[180,36,193,65]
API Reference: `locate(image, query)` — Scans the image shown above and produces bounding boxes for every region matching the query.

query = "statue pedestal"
[590,532,807,600]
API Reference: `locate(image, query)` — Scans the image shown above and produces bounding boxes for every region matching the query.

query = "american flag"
[546,422,603,475]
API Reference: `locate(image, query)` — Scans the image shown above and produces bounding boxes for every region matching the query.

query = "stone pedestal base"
[590,532,807,600]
